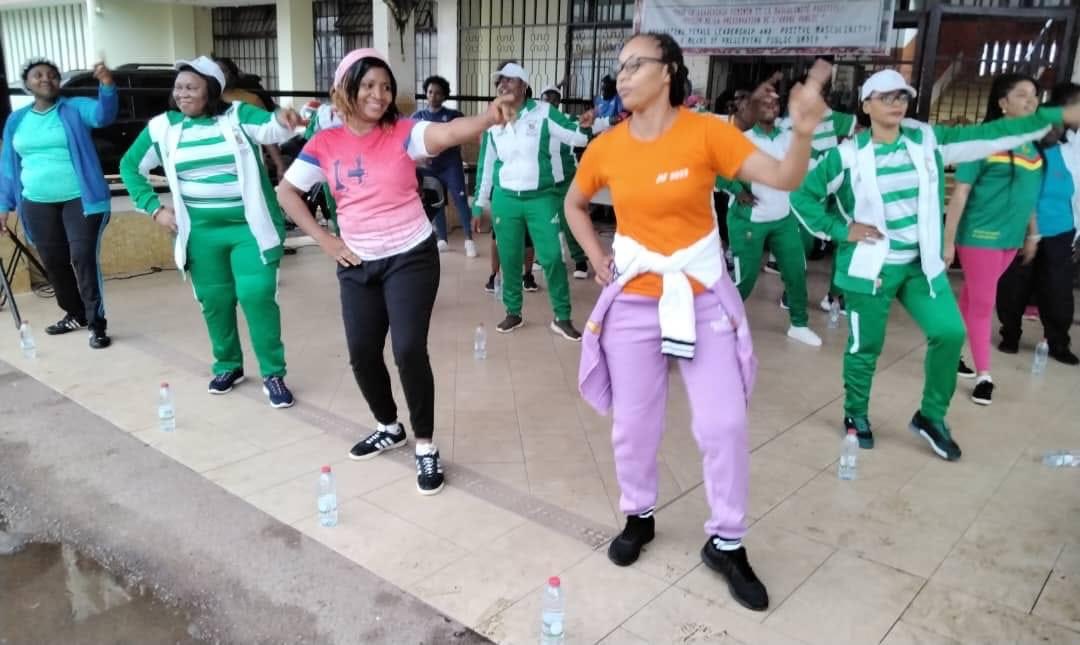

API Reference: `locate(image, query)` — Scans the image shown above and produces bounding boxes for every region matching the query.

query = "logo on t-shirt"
[333,155,367,191]
[655,168,689,184]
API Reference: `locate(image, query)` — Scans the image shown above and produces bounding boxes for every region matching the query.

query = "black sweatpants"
[996,228,1076,352]
[338,234,440,439]
[21,198,108,332]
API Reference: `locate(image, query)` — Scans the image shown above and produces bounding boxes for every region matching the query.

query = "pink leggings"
[957,245,1018,373]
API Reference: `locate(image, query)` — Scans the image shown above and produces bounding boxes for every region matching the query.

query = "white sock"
[378,421,403,435]
[977,375,993,384]
[415,442,437,456]
[712,536,743,551]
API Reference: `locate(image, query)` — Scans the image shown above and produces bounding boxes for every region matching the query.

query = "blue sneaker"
[262,376,295,409]
[208,368,245,394]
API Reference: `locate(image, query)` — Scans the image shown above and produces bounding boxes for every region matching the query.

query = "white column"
[373,1,417,114]
[276,0,315,104]
[436,0,459,105]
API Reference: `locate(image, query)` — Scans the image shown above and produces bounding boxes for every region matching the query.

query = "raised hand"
[787,59,832,136]
[92,62,113,86]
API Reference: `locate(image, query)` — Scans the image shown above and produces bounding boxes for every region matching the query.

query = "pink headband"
[334,48,388,89]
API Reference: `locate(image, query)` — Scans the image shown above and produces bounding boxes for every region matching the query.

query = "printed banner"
[635,0,895,55]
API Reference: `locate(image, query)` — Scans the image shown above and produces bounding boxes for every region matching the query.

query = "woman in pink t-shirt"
[278,48,513,495]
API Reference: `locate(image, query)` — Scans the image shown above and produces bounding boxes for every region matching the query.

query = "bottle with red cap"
[540,575,565,643]
[318,465,338,527]
[157,382,175,433]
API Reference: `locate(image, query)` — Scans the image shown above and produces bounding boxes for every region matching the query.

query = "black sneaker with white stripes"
[349,424,408,460]
[909,411,961,461]
[415,447,445,495]
[45,314,87,335]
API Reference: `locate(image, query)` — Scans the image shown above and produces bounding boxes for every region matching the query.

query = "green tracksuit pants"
[728,214,809,327]
[187,214,286,378]
[491,188,571,321]
[842,262,966,423]
[554,180,586,265]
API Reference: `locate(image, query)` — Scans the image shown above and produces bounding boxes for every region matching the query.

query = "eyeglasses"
[871,92,912,106]
[613,57,665,78]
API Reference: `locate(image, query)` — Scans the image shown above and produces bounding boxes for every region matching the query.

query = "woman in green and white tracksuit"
[119,56,301,408]
[716,93,823,347]
[790,69,1080,462]
[471,62,595,340]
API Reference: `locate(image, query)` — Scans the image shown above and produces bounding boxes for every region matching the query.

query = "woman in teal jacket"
[0,59,118,348]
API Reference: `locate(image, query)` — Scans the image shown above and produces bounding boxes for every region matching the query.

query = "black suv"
[49,64,272,175]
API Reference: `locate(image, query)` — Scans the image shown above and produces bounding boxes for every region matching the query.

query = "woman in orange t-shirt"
[565,32,830,612]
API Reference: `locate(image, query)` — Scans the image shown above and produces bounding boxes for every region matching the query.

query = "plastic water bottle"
[838,429,858,480]
[318,465,339,527]
[828,299,841,329]
[473,324,487,360]
[1032,339,1049,375]
[493,273,503,300]
[157,382,175,432]
[18,320,36,359]
[1042,451,1079,468]
[540,576,565,644]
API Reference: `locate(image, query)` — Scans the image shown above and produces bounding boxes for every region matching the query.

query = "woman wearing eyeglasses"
[791,69,1080,462]
[566,33,831,611]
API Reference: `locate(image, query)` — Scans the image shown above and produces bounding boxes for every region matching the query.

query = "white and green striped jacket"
[120,102,294,271]
[780,109,857,168]
[473,99,591,212]
[790,107,1063,296]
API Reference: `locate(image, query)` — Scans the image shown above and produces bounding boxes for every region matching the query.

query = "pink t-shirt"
[285,118,432,260]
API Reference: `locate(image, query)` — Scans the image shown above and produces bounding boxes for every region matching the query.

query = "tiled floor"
[3,230,1078,644]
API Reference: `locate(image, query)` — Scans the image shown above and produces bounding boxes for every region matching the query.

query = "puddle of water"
[0,541,206,644]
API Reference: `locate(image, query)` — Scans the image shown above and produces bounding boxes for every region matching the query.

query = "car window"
[130,72,174,119]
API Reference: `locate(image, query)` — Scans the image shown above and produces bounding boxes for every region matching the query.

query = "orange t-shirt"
[574,109,756,297]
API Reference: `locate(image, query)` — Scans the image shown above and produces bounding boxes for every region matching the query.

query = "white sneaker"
[464,240,478,258]
[819,294,833,312]
[437,240,449,253]
[787,326,822,347]
[573,269,588,280]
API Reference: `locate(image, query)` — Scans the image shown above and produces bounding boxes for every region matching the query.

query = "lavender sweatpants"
[600,291,750,539]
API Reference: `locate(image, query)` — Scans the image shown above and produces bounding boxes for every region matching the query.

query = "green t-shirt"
[954,142,1044,248]
[12,105,82,204]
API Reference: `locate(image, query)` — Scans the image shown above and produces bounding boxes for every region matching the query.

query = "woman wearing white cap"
[539,83,606,279]
[472,62,597,339]
[120,56,302,408]
[276,49,515,495]
[791,69,1080,462]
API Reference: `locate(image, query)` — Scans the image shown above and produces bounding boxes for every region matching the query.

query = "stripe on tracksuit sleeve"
[119,124,164,214]
[790,147,850,241]
[934,107,1062,167]
[473,130,497,211]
